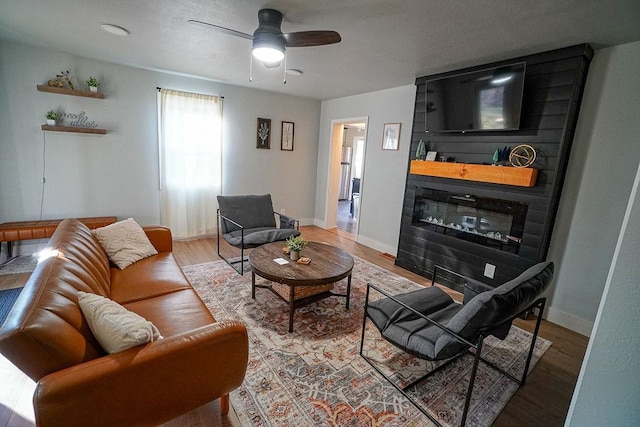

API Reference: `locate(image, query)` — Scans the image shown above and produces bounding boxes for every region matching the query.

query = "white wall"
[0,39,320,253]
[545,40,640,335]
[316,85,416,255]
[565,162,640,425]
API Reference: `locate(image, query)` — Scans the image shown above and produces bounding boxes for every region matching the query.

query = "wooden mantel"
[409,160,538,187]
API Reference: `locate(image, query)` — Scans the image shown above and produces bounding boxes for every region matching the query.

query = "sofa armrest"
[143,225,173,252]
[34,321,248,427]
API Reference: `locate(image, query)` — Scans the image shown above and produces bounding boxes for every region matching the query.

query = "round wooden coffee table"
[248,241,354,332]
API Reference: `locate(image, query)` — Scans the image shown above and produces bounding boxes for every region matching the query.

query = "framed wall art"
[382,123,401,150]
[281,121,294,151]
[257,118,271,149]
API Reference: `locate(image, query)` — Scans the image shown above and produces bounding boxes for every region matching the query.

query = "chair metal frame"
[216,209,299,275]
[359,267,547,427]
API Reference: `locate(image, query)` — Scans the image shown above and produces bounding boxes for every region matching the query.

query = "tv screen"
[425,62,526,133]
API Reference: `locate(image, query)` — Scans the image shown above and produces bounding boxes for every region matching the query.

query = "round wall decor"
[509,144,537,168]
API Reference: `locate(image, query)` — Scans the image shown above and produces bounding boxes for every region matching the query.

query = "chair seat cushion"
[368,286,467,360]
[223,227,300,248]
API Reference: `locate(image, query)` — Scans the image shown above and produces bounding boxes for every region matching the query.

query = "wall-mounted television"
[425,62,526,133]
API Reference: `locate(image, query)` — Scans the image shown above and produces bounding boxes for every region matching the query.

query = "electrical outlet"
[484,263,496,279]
[280,209,286,215]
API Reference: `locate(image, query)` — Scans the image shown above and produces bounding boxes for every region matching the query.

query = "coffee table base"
[252,272,352,333]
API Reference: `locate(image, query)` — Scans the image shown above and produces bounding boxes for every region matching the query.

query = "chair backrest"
[217,194,276,233]
[436,261,554,353]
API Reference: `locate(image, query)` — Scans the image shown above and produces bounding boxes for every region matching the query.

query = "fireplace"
[412,187,528,254]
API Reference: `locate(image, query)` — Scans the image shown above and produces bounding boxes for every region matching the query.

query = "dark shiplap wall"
[396,44,593,289]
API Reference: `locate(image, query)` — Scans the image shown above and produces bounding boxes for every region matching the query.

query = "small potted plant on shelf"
[86,77,100,92]
[45,110,58,126]
[286,235,308,261]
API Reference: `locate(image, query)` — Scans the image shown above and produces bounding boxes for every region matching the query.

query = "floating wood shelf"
[410,160,538,187]
[41,125,107,135]
[37,85,105,99]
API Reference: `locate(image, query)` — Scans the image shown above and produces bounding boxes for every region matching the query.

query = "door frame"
[323,116,368,234]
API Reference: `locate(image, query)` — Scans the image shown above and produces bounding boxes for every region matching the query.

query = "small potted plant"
[46,110,58,126]
[86,77,100,92]
[286,235,308,261]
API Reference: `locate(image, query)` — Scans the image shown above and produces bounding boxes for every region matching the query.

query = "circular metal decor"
[509,144,537,168]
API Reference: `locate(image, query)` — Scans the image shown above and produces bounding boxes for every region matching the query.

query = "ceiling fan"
[189,8,341,76]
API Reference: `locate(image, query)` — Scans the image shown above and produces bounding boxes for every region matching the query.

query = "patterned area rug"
[183,258,551,427]
[0,287,22,326]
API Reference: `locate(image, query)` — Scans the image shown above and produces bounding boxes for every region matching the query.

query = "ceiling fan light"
[253,46,284,62]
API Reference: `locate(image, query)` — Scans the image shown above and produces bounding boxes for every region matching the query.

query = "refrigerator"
[338,146,352,200]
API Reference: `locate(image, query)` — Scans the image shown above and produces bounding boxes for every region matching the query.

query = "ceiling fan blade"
[283,31,341,47]
[188,19,253,40]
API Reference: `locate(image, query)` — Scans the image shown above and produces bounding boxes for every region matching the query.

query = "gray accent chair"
[360,261,554,426]
[217,194,300,275]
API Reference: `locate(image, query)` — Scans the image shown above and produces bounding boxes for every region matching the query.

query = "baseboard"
[298,218,315,227]
[545,306,594,337]
[355,235,397,257]
[313,218,327,228]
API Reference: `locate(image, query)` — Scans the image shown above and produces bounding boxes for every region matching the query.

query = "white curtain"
[157,89,222,239]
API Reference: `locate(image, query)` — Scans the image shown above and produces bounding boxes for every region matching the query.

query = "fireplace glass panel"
[412,187,527,253]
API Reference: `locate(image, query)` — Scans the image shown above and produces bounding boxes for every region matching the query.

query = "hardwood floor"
[0,225,588,426]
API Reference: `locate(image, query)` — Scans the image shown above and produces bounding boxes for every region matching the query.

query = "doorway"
[326,118,367,238]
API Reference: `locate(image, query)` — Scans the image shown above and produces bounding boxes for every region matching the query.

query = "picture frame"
[426,151,438,161]
[257,118,271,149]
[281,121,294,151]
[382,123,401,150]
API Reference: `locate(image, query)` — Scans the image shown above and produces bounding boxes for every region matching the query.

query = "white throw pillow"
[92,217,158,269]
[77,291,162,354]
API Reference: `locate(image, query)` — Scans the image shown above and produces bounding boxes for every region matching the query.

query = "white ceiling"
[1,0,639,100]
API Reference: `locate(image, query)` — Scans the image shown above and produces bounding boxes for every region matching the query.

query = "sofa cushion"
[109,252,193,304]
[223,227,300,248]
[78,291,162,354]
[123,289,217,337]
[92,218,158,269]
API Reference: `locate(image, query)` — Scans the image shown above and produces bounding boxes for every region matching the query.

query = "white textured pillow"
[92,218,158,269]
[77,291,162,354]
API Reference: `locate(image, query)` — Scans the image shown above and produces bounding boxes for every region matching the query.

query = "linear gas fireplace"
[412,187,528,254]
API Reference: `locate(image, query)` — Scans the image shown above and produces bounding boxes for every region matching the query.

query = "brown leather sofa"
[0,219,248,426]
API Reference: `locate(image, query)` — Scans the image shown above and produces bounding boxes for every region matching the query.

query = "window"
[157,89,222,238]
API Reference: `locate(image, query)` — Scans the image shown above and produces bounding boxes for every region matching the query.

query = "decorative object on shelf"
[45,110,58,126]
[382,123,400,150]
[285,234,308,261]
[281,121,294,151]
[415,139,427,160]
[492,149,500,165]
[86,76,100,92]
[257,118,271,149]
[509,144,537,168]
[47,70,74,90]
[425,151,438,161]
[59,111,98,128]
